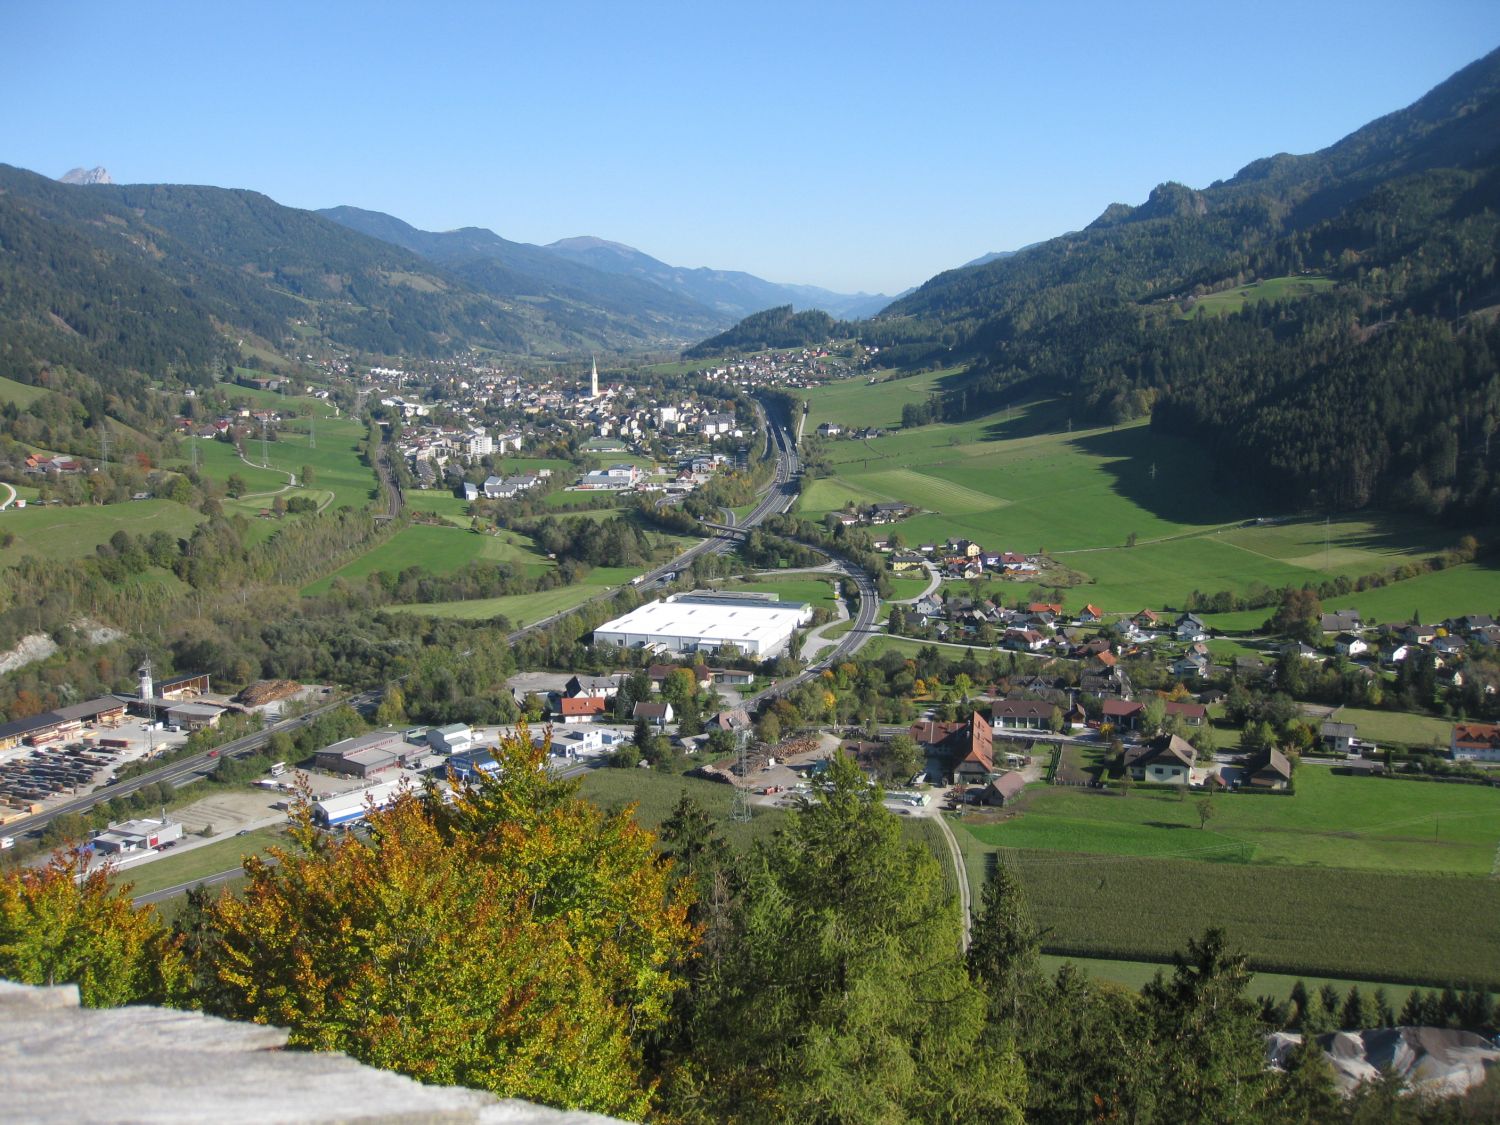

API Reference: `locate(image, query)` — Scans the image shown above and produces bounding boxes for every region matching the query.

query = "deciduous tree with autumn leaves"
[202,722,694,1119]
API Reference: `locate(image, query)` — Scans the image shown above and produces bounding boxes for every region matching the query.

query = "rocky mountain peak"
[59,166,112,185]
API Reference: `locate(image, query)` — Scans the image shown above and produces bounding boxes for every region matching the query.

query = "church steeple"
[590,356,599,399]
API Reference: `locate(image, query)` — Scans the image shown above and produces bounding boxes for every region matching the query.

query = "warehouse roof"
[595,595,810,649]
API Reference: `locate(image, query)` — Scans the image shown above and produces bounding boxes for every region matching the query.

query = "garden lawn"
[966,765,1500,874]
[1329,707,1454,750]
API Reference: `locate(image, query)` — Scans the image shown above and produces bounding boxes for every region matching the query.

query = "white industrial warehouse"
[592,592,812,658]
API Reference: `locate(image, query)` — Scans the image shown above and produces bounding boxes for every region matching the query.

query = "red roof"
[1102,699,1144,719]
[1453,722,1500,751]
[559,697,607,717]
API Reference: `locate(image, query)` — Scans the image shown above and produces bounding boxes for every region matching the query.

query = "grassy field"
[1329,707,1453,750]
[302,524,551,595]
[388,567,637,624]
[966,766,1499,874]
[886,573,935,601]
[171,409,376,514]
[114,826,288,897]
[1039,954,1422,1011]
[1324,564,1500,624]
[801,367,962,432]
[0,500,204,566]
[1181,275,1335,319]
[0,375,48,408]
[579,766,786,854]
[718,575,841,612]
[796,397,1496,613]
[996,844,1499,987]
[401,490,473,526]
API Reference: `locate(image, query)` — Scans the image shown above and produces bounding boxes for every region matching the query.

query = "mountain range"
[9,46,1500,520]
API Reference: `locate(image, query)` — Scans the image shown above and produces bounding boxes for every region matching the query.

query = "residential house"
[1333,633,1369,658]
[952,715,997,786]
[1123,734,1197,785]
[1321,720,1357,755]
[708,708,752,734]
[1176,613,1209,642]
[1171,651,1210,680]
[558,696,607,724]
[991,699,1056,730]
[1243,747,1293,790]
[632,701,674,727]
[1132,609,1161,630]
[1102,699,1144,730]
[1320,610,1363,634]
[1165,700,1208,726]
[564,674,621,699]
[1076,604,1104,625]
[1450,722,1500,762]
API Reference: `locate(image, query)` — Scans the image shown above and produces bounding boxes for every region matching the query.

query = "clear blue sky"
[4,1,1498,294]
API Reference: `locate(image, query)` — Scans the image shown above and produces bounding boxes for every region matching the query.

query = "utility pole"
[309,414,316,450]
[260,417,269,468]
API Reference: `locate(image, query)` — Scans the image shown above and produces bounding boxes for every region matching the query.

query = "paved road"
[0,481,16,511]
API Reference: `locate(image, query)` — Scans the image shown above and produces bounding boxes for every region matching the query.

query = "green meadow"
[967,766,1500,874]
[795,397,1497,613]
[1180,274,1335,319]
[388,566,638,624]
[801,367,962,432]
[952,764,1500,985]
[0,375,48,408]
[0,500,204,566]
[718,575,842,612]
[302,524,552,595]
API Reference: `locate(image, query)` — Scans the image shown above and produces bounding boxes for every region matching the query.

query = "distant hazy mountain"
[319,206,729,341]
[58,166,112,185]
[543,235,892,320]
[962,250,1014,268]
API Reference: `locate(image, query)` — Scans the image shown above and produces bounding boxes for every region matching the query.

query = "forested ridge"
[693,48,1500,519]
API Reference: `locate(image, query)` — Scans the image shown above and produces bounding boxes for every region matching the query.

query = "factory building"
[591,591,812,658]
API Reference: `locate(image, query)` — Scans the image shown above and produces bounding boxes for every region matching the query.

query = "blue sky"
[4,1,1498,294]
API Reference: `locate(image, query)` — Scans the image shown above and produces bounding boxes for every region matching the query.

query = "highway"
[504,393,801,645]
[6,690,380,842]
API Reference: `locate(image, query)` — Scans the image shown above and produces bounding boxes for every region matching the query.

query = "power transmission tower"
[308,415,316,450]
[1149,462,1157,481]
[98,424,110,470]
[260,417,269,468]
[730,729,753,823]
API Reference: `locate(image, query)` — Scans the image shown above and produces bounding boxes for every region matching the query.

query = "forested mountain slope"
[844,48,1500,519]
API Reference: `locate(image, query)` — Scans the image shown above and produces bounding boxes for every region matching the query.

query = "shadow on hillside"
[1061,426,1257,527]
[974,397,1072,444]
